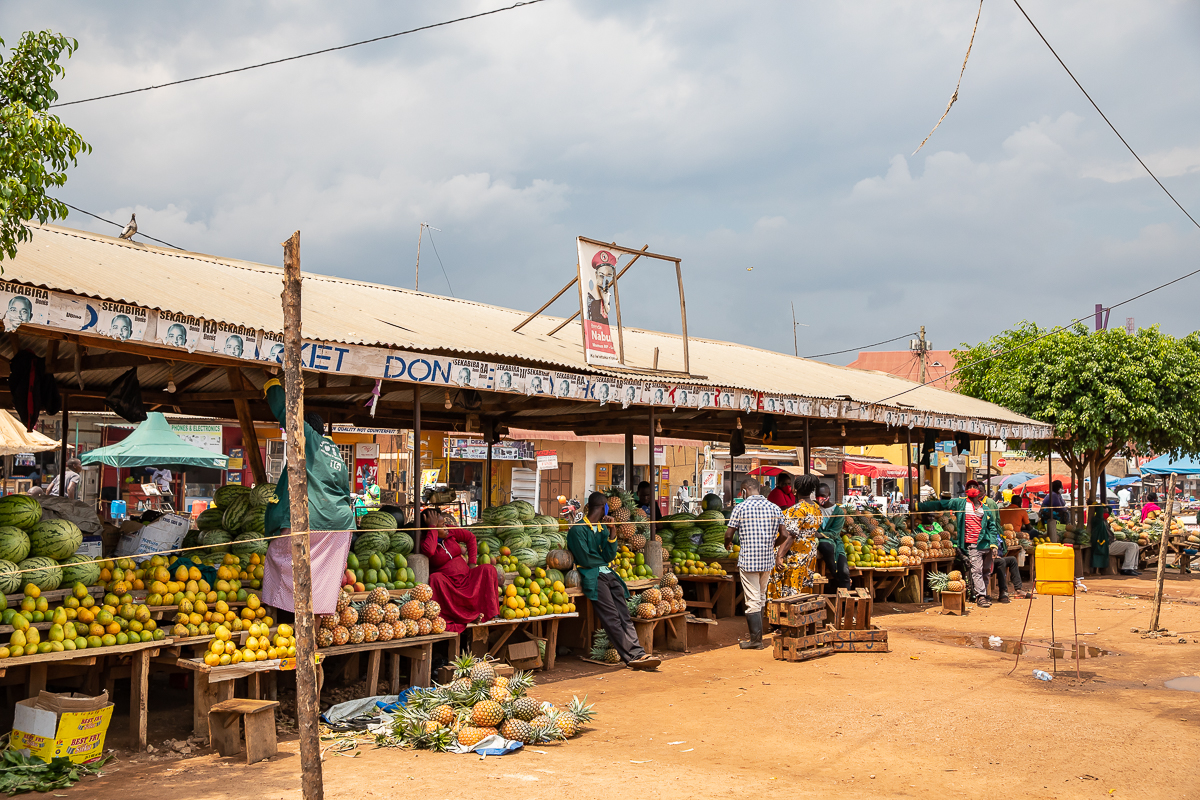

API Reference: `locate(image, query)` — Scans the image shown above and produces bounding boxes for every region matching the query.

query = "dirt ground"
[58,573,1200,800]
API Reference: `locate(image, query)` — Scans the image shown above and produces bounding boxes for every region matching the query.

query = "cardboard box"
[505,637,545,670]
[115,514,190,558]
[11,691,113,763]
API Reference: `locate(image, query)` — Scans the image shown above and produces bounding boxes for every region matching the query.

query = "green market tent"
[81,413,228,470]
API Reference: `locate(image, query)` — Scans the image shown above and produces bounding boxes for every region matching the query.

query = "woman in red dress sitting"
[419,509,499,632]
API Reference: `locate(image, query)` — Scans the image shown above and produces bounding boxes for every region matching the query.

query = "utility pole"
[280,231,323,800]
[912,326,931,384]
[790,303,808,357]
[415,222,440,291]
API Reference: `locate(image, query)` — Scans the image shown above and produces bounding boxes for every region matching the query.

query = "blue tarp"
[1110,476,1141,487]
[1139,454,1200,476]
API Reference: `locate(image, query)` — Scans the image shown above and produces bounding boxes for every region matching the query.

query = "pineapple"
[430,704,455,727]
[339,606,358,626]
[488,685,511,704]
[331,625,350,645]
[636,602,656,620]
[451,653,478,679]
[926,571,950,593]
[336,591,351,613]
[605,489,625,511]
[368,587,390,605]
[377,622,395,641]
[403,619,419,637]
[590,630,621,664]
[456,726,496,748]
[361,603,384,625]
[471,700,505,727]
[318,614,337,630]
[412,584,434,603]
[947,570,963,582]
[554,695,596,738]
[431,617,447,634]
[470,659,497,684]
[316,628,334,647]
[348,624,365,644]
[424,601,442,619]
[500,717,533,743]
[628,533,647,551]
[511,695,541,722]
[362,623,380,642]
[401,600,424,620]
[611,506,631,524]
[417,618,432,635]
[659,572,679,589]
[654,600,671,617]
[383,604,401,624]
[641,588,662,605]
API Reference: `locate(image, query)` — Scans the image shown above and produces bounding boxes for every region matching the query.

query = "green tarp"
[80,412,229,469]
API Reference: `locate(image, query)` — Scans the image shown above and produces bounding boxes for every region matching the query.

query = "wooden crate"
[829,588,872,630]
[765,594,826,627]
[939,590,965,616]
[773,632,833,662]
[825,625,889,653]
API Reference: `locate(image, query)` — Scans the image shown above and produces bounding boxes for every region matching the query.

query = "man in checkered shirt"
[725,478,785,650]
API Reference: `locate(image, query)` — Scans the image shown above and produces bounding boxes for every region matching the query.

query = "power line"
[805,332,917,360]
[424,228,454,297]
[50,1,550,109]
[858,1,1200,411]
[59,202,185,250]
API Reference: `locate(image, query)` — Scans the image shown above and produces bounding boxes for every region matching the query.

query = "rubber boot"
[740,611,766,649]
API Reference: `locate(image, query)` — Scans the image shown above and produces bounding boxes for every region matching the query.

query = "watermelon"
[213,484,251,508]
[359,511,397,531]
[0,526,31,563]
[196,507,225,531]
[546,568,565,585]
[199,529,233,553]
[702,493,723,512]
[28,520,83,561]
[232,532,268,556]
[353,530,389,557]
[0,559,20,595]
[508,500,536,521]
[18,556,61,591]
[250,483,279,506]
[388,531,414,555]
[221,495,251,531]
[59,554,101,587]
[181,530,201,550]
[698,544,730,559]
[240,506,266,535]
[510,547,538,567]
[0,495,41,531]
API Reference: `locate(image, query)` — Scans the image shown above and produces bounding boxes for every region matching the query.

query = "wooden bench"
[209,698,279,764]
[676,575,737,619]
[466,614,576,671]
[632,612,687,655]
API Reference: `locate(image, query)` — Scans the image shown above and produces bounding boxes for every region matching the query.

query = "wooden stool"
[209,698,280,764]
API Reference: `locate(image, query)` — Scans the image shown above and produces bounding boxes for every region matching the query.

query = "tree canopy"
[0,31,90,262]
[953,322,1200,502]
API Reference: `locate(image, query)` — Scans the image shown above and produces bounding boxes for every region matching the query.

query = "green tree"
[953,322,1200,507]
[0,31,90,261]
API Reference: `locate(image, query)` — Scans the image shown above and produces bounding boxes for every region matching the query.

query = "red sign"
[997,457,1007,468]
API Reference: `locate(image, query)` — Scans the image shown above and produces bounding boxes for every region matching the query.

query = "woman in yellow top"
[768,474,823,599]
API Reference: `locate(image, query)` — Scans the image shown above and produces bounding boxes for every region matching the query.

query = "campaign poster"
[199,322,258,359]
[524,370,554,397]
[68,300,150,342]
[589,379,620,405]
[783,396,800,416]
[737,391,758,415]
[258,332,285,365]
[619,382,641,408]
[491,364,526,394]
[577,238,621,367]
[696,387,718,409]
[156,310,204,351]
[643,384,667,406]
[550,371,583,400]
[452,359,492,390]
[666,385,692,408]
[0,281,51,331]
[762,394,784,414]
[717,387,736,410]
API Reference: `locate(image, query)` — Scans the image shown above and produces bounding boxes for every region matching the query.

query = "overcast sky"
[9,0,1200,363]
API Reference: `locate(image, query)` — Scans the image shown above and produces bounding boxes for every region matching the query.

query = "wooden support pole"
[624,429,635,492]
[228,368,267,485]
[547,311,579,338]
[1149,472,1177,632]
[512,275,577,332]
[57,394,69,497]
[280,231,324,800]
[906,427,913,511]
[803,418,810,475]
[483,417,494,510]
[413,389,422,514]
[674,261,690,375]
[648,406,656,529]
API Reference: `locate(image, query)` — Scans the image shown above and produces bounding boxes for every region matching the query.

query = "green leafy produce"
[0,750,112,795]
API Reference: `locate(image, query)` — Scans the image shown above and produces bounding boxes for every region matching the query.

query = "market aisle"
[74,586,1199,800]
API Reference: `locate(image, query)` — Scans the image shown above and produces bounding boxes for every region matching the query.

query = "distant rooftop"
[845,350,957,388]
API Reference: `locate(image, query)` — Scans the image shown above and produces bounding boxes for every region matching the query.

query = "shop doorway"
[539,463,573,515]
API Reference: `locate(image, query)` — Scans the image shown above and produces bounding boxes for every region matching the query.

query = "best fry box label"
[12,701,114,763]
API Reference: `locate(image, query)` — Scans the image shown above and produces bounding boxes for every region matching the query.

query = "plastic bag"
[105,367,147,423]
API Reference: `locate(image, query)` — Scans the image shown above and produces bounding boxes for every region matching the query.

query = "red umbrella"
[748,465,785,476]
[1012,474,1073,494]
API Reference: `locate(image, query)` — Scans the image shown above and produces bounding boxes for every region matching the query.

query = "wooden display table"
[318,631,459,698]
[0,638,167,752]
[632,611,687,655]
[177,655,285,739]
[574,578,661,648]
[676,575,736,619]
[466,613,577,671]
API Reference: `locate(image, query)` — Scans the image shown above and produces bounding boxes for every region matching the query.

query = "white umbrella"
[0,409,60,456]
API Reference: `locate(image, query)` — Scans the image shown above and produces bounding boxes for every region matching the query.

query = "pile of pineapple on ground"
[843,509,956,569]
[384,654,596,750]
[316,584,448,647]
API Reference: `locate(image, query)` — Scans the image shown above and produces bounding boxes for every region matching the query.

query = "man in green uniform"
[815,485,851,589]
[261,378,356,615]
[917,479,1001,607]
[568,492,660,670]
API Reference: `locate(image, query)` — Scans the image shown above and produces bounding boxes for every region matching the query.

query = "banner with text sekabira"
[577,238,621,367]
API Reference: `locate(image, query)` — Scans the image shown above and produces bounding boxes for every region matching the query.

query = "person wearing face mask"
[1088,502,1140,576]
[917,478,1002,607]
[814,484,852,590]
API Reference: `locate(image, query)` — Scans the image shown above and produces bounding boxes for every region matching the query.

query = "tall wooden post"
[906,427,913,510]
[483,417,494,510]
[58,395,69,498]
[228,368,268,485]
[1149,472,1177,632]
[803,418,810,475]
[648,407,656,530]
[624,429,635,492]
[280,231,323,800]
[412,391,422,514]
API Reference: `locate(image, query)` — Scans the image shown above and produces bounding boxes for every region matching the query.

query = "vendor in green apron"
[815,484,851,589]
[1089,503,1140,575]
[917,479,1001,607]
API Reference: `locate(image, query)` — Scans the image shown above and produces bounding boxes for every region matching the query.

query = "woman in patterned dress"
[768,474,823,599]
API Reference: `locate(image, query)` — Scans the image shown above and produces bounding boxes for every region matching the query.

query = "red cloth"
[421,527,499,633]
[1140,503,1160,522]
[963,500,983,545]
[767,486,796,509]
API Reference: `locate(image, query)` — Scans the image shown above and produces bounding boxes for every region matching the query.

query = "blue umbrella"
[996,472,1036,491]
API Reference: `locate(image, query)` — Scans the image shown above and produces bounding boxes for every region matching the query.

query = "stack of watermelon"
[186,483,278,568]
[695,510,731,560]
[342,510,417,591]
[0,494,88,594]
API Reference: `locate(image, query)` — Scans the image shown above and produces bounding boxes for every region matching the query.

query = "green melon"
[196,507,225,531]
[250,483,279,506]
[0,559,20,595]
[240,505,266,535]
[59,554,101,587]
[702,493,723,512]
[388,531,414,555]
[231,532,269,556]
[353,530,389,557]
[28,520,83,560]
[212,484,251,508]
[18,556,62,591]
[0,526,31,563]
[359,511,397,531]
[0,495,41,531]
[199,529,233,553]
[221,495,251,531]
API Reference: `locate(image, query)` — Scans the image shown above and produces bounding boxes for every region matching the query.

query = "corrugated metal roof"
[9,223,1043,429]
